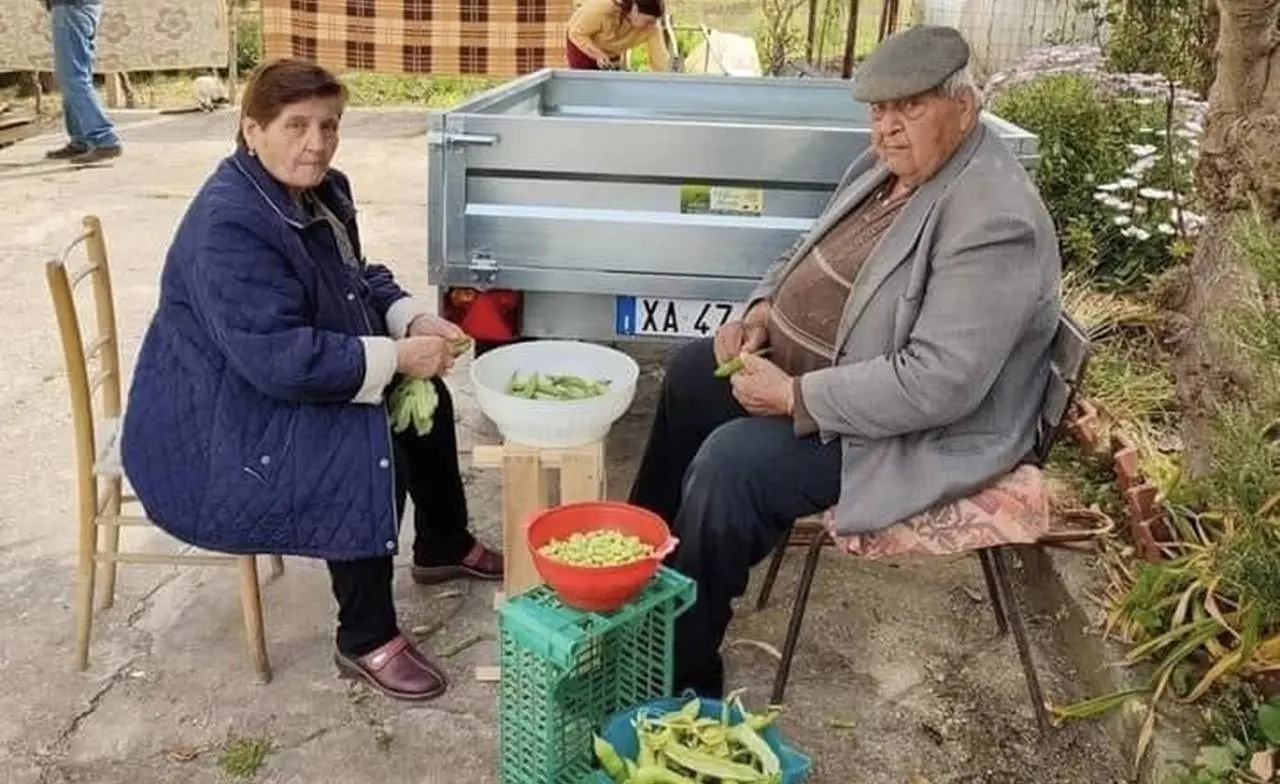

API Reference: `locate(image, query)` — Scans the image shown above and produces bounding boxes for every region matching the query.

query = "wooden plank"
[559,443,604,504]
[501,445,546,598]
[0,117,39,147]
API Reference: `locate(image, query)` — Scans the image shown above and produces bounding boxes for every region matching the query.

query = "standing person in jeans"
[43,0,122,164]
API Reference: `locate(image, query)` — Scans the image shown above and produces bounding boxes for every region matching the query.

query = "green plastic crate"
[498,567,696,784]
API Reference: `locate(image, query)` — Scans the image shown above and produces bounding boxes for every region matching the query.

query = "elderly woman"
[120,59,502,702]
[627,25,1062,697]
[566,0,669,71]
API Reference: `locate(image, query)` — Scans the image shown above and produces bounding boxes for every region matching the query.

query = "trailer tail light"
[442,287,522,343]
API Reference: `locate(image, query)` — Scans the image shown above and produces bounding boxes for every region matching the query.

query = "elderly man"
[627,25,1062,697]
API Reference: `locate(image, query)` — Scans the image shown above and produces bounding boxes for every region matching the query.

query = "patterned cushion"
[828,464,1050,558]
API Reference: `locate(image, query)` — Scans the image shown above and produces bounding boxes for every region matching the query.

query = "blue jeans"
[51,2,119,148]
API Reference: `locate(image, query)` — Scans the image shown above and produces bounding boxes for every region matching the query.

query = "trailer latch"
[467,251,499,284]
[426,131,500,148]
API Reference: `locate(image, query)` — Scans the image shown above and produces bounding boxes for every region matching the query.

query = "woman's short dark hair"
[235,58,347,147]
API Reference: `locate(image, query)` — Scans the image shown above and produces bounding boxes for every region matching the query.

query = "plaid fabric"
[261,0,570,77]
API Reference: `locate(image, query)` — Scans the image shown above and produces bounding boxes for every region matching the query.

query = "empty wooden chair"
[755,311,1108,732]
[45,215,284,682]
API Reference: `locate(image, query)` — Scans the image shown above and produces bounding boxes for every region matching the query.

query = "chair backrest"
[1033,310,1092,465]
[45,216,123,496]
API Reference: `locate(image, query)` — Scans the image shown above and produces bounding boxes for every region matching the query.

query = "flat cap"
[851,25,970,103]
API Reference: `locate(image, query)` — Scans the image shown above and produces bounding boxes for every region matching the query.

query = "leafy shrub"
[992,73,1194,289]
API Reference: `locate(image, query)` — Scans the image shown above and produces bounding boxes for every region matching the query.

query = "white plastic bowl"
[469,340,640,448]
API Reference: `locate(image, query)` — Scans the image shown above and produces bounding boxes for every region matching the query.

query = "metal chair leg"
[755,535,789,611]
[989,546,1050,734]
[770,534,825,704]
[976,549,1009,635]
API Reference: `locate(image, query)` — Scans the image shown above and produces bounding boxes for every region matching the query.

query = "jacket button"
[378,458,390,469]
[346,292,355,301]
[385,540,395,551]
[260,455,271,465]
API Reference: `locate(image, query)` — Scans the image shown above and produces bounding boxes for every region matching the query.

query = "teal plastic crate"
[498,567,696,784]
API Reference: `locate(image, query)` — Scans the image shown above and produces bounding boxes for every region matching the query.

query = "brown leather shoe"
[70,145,122,166]
[335,633,448,701]
[411,541,504,585]
[45,142,88,160]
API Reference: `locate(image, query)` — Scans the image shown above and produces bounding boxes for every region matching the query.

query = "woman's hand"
[396,336,454,379]
[407,313,466,342]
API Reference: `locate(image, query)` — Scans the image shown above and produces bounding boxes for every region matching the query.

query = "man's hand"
[713,302,771,365]
[407,313,465,342]
[730,351,795,416]
[395,336,454,379]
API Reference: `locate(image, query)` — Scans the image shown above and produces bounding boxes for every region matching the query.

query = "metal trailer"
[425,68,1040,346]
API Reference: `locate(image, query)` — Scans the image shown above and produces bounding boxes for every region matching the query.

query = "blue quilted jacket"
[121,148,411,561]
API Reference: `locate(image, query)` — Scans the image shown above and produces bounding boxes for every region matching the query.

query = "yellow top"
[567,0,669,71]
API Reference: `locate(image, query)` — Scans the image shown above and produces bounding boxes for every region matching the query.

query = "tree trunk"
[1174,0,1280,475]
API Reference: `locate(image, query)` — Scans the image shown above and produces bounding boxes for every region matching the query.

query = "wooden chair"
[45,215,284,682]
[754,311,1103,732]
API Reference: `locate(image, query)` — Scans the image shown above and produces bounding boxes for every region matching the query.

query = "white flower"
[1139,127,1154,133]
[1097,182,1122,192]
[1134,98,1154,105]
[1121,227,1152,240]
[1114,215,1132,226]
[1139,187,1173,200]
[1174,128,1198,139]
[1129,144,1158,156]
[1133,205,1148,215]
[1158,223,1177,235]
[1118,178,1139,188]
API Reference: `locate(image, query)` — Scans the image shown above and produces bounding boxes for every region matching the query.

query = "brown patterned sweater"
[768,178,908,435]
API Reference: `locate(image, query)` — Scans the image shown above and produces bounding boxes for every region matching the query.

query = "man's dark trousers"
[628,338,842,697]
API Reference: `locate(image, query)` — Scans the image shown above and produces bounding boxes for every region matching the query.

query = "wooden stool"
[472,441,607,600]
[470,441,607,682]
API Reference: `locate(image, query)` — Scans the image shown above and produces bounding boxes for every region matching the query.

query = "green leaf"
[1195,745,1237,775]
[1256,700,1280,745]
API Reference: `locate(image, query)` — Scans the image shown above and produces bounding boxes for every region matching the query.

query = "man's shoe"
[335,633,448,701]
[411,541,504,585]
[45,142,88,160]
[70,145,122,165]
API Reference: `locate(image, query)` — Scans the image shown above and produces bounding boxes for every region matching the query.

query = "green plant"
[1050,212,1280,769]
[218,735,272,779]
[993,74,1165,287]
[235,9,262,75]
[1103,0,1213,95]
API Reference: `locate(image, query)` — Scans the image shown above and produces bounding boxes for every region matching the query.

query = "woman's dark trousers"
[327,378,475,657]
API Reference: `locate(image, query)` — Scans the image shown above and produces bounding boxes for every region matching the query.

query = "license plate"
[614,296,745,338]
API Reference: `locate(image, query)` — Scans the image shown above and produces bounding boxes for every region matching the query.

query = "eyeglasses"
[869,97,930,124]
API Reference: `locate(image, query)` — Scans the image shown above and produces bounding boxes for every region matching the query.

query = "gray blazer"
[749,121,1062,534]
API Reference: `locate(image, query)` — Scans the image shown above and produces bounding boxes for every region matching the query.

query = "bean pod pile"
[506,371,612,400]
[594,693,786,783]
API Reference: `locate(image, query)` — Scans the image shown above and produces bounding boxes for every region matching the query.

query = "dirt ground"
[0,108,1129,784]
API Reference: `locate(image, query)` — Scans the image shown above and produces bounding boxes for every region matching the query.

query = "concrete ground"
[0,109,1128,784]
